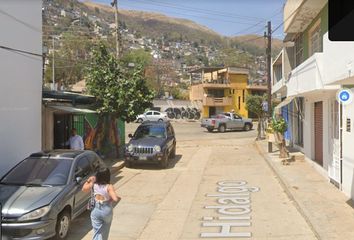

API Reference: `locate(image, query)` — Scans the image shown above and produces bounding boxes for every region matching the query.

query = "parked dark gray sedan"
[0,150,106,240]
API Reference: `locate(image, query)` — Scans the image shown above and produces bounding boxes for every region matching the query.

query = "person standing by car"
[82,168,120,240]
[65,128,84,150]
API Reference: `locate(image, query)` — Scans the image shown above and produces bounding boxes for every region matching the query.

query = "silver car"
[136,110,168,123]
[0,150,106,239]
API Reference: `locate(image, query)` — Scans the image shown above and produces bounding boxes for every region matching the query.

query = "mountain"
[43,0,283,92]
[231,35,283,57]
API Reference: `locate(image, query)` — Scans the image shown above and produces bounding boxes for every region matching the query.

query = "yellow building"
[190,67,250,118]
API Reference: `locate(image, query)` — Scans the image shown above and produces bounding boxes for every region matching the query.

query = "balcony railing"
[201,79,231,89]
[203,96,232,106]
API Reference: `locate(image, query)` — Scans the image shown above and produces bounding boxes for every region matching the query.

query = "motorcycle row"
[165,107,201,120]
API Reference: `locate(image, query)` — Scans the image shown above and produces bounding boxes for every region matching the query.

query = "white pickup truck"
[201,112,253,132]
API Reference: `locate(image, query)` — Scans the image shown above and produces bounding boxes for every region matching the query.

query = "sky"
[91,0,286,38]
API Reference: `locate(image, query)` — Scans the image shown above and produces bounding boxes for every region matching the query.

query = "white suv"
[136,110,168,123]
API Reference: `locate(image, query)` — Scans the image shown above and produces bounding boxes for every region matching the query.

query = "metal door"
[314,101,323,166]
[328,101,341,185]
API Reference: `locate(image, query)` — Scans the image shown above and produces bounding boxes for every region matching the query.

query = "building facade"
[273,0,354,199]
[0,1,42,177]
[190,67,250,118]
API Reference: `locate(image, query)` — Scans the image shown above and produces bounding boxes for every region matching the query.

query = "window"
[146,112,152,116]
[1,157,72,186]
[295,97,304,147]
[75,157,92,179]
[238,96,241,110]
[242,90,245,103]
[153,112,160,115]
[309,20,322,56]
[294,33,304,67]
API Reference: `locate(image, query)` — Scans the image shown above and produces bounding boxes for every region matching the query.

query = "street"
[68,121,317,240]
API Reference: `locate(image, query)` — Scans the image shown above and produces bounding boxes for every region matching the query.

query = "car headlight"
[127,144,134,152]
[153,145,161,152]
[18,206,51,221]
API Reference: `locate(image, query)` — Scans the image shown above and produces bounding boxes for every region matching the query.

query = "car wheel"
[54,210,71,239]
[207,128,214,132]
[158,118,164,122]
[137,118,143,123]
[160,154,169,169]
[218,124,226,133]
[244,123,252,131]
[170,145,176,159]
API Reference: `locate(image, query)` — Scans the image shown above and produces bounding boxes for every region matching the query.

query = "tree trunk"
[275,132,289,158]
[256,117,261,140]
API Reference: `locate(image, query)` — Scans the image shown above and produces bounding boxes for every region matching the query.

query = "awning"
[48,105,96,114]
[274,96,295,115]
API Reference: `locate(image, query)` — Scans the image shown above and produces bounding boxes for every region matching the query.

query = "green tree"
[245,94,266,140]
[120,49,152,67]
[86,43,155,122]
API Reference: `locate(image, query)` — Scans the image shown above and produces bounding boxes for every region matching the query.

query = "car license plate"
[139,156,147,160]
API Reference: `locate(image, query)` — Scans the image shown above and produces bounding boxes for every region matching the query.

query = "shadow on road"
[126,154,183,170]
[205,129,255,133]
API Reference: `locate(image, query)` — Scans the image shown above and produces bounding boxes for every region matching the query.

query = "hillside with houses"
[43,0,282,98]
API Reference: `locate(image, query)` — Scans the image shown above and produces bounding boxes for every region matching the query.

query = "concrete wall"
[0,0,42,177]
[322,31,354,84]
[294,94,335,172]
[342,102,354,198]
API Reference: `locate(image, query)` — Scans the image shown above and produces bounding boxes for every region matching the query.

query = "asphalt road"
[68,120,316,240]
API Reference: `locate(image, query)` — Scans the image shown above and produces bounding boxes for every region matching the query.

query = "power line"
[0,8,41,33]
[0,45,42,57]
[272,3,302,34]
[122,2,266,25]
[129,0,265,22]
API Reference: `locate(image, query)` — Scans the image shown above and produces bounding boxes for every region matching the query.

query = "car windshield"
[1,157,72,186]
[134,125,166,139]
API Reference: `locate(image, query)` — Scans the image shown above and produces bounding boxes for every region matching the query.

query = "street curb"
[108,160,125,175]
[254,141,321,240]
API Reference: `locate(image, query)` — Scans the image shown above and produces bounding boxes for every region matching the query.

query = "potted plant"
[272,117,289,158]
[266,121,275,142]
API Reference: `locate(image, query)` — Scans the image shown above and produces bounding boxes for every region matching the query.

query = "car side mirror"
[75,177,83,184]
[128,133,133,138]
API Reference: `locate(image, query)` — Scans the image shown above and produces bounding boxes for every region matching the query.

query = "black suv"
[125,121,176,168]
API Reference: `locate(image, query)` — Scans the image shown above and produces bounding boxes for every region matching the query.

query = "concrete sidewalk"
[256,140,354,240]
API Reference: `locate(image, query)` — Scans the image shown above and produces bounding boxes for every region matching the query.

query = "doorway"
[54,114,71,149]
[314,101,323,166]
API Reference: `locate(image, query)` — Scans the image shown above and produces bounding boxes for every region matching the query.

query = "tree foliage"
[86,43,155,122]
[245,94,265,118]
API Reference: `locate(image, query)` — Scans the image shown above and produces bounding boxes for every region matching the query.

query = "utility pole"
[52,36,55,90]
[266,21,272,152]
[111,0,120,58]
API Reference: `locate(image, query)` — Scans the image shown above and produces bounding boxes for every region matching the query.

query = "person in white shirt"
[66,128,84,150]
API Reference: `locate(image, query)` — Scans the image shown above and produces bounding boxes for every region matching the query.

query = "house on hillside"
[271,0,354,200]
[189,67,251,118]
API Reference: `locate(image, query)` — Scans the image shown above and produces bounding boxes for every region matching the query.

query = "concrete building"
[272,0,354,199]
[0,1,42,177]
[189,67,250,118]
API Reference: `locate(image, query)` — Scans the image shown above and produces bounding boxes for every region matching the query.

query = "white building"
[273,0,354,200]
[0,1,42,177]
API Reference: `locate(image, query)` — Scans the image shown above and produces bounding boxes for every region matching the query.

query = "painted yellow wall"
[202,106,209,118]
[227,73,249,117]
[192,68,249,118]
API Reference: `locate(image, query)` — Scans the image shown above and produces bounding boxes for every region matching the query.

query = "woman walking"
[82,168,120,240]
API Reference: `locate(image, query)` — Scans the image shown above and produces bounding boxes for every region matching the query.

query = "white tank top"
[93,184,110,201]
